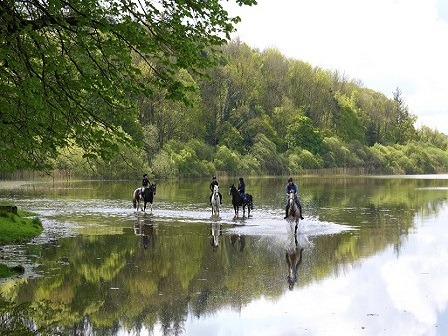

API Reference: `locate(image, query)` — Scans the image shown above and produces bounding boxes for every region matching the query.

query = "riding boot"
[298,204,304,220]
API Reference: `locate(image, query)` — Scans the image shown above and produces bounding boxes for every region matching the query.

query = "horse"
[211,185,220,217]
[132,183,156,212]
[229,183,253,218]
[285,190,300,233]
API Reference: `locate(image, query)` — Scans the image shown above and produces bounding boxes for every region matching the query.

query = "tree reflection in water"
[1,176,447,335]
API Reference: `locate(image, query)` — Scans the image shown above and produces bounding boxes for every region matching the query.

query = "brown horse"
[285,190,300,233]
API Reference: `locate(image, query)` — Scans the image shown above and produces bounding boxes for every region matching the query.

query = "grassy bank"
[0,205,43,278]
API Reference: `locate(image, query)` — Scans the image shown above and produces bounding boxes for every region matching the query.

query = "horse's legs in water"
[294,218,300,234]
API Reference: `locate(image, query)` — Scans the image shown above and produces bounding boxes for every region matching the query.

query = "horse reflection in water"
[134,216,156,249]
[285,233,309,290]
[231,234,245,252]
[210,223,222,252]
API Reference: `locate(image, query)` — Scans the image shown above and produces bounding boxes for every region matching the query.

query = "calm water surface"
[1,176,448,335]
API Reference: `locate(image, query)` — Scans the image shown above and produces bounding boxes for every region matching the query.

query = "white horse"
[211,185,220,217]
[285,190,300,233]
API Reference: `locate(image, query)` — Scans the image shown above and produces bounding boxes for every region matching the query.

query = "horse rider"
[209,176,223,205]
[238,177,247,201]
[284,177,304,220]
[141,174,150,197]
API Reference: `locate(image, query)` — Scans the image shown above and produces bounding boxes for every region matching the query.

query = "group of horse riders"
[138,174,304,219]
[209,175,304,220]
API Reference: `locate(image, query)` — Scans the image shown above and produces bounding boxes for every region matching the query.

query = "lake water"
[1,176,448,335]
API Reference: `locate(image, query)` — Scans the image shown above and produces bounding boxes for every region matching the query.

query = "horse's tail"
[248,194,253,210]
[132,190,137,209]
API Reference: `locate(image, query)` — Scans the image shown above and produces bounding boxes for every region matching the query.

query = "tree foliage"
[0,0,257,172]
[2,12,447,178]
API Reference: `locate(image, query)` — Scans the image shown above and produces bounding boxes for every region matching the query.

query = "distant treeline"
[4,40,448,180]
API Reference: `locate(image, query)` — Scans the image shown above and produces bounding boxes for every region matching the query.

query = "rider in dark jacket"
[142,174,150,188]
[284,177,304,219]
[140,174,150,197]
[238,177,246,201]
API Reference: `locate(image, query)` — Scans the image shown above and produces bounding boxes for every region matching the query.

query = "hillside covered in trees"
[5,40,448,179]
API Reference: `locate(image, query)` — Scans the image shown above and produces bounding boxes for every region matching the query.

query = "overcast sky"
[225,0,448,135]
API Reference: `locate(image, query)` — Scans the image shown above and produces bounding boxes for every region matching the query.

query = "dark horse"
[229,184,253,217]
[133,183,156,212]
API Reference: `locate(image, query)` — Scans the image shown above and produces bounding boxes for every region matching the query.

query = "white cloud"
[226,0,448,134]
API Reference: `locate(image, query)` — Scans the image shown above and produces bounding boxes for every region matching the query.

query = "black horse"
[229,183,253,217]
[133,183,156,212]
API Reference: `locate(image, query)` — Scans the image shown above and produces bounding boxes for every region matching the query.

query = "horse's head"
[151,183,156,194]
[214,185,219,193]
[229,184,236,195]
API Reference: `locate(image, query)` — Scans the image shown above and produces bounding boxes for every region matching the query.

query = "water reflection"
[285,234,303,290]
[0,176,447,335]
[210,223,222,252]
[230,234,245,252]
[134,215,156,249]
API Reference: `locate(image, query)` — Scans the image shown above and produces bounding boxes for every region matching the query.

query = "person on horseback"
[141,174,150,197]
[284,177,304,220]
[209,176,222,205]
[238,177,246,201]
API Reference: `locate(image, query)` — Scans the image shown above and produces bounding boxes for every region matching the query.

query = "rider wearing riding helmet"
[238,177,246,201]
[284,177,304,220]
[209,176,223,205]
[141,174,150,196]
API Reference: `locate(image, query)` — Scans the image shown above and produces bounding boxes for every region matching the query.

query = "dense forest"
[1,0,447,180]
[4,39,448,180]
[35,39,445,180]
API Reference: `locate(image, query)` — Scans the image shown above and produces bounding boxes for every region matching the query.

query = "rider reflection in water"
[284,177,304,220]
[209,176,223,205]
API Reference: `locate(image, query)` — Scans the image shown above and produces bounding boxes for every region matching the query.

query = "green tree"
[390,87,417,144]
[251,133,285,174]
[0,0,256,172]
[333,92,366,144]
[285,115,322,154]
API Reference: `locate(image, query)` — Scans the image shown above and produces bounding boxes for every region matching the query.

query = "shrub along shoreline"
[0,204,43,279]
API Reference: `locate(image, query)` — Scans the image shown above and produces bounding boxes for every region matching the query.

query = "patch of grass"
[0,264,24,278]
[0,205,42,279]
[0,211,43,244]
[0,264,16,278]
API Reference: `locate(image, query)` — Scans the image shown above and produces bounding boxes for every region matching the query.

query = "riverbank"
[0,205,43,278]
